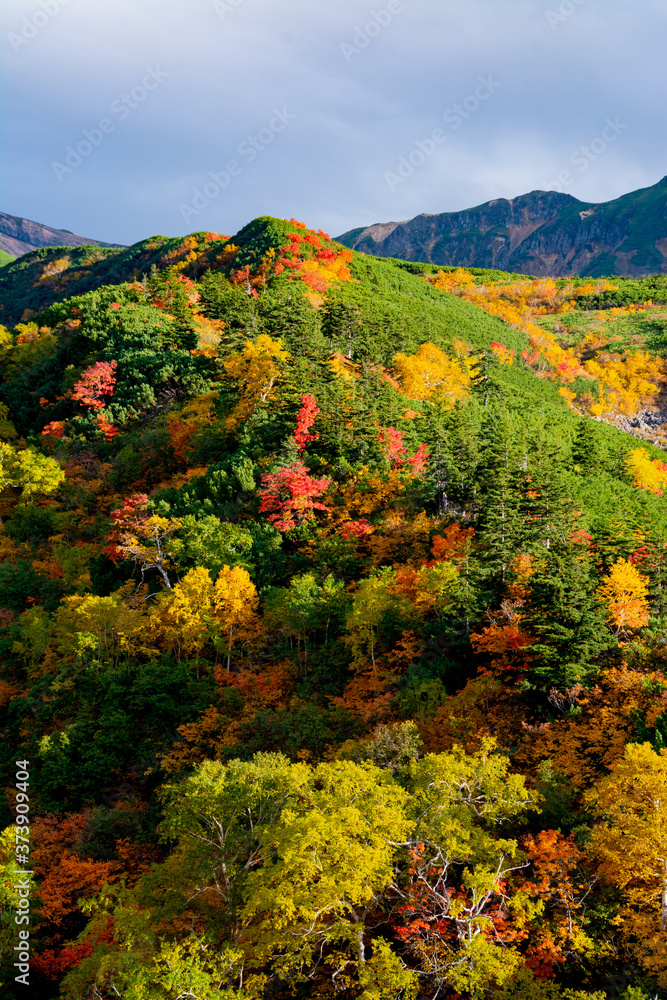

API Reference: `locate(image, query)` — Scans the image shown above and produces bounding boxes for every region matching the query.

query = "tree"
[292,393,320,452]
[0,442,65,497]
[213,564,260,670]
[522,548,611,690]
[223,333,290,429]
[108,494,182,590]
[71,360,117,410]
[597,558,650,637]
[159,754,410,990]
[152,566,216,660]
[625,446,667,495]
[258,461,330,532]
[586,742,667,984]
[393,341,471,405]
[394,739,538,998]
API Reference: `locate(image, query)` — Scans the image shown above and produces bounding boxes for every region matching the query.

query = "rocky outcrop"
[337,177,667,277]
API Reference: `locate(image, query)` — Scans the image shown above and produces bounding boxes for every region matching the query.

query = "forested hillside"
[2,217,667,999]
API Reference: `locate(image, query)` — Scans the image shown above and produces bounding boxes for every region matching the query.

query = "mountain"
[0,210,126,258]
[2,215,667,996]
[337,176,667,278]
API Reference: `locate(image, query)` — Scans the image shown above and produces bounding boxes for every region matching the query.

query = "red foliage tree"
[71,361,117,410]
[258,461,330,531]
[293,393,320,452]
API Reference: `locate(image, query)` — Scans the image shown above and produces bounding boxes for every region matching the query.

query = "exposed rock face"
[0,212,125,258]
[337,177,667,277]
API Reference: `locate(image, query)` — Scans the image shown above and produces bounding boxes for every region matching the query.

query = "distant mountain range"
[337,176,667,278]
[0,212,125,258]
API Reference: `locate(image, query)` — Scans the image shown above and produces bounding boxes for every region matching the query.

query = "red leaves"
[95,414,119,441]
[379,426,407,467]
[107,494,149,559]
[379,426,430,474]
[293,393,320,452]
[341,519,374,541]
[71,361,117,411]
[41,420,65,441]
[407,442,429,474]
[258,461,330,532]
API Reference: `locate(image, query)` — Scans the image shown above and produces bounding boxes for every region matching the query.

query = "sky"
[2,0,666,246]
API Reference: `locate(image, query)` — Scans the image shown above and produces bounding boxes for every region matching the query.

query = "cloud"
[1,0,665,243]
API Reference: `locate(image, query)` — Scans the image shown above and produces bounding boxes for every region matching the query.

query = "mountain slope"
[337,176,667,278]
[3,216,667,996]
[0,210,126,257]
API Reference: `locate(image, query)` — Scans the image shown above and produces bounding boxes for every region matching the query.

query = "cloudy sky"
[2,0,666,246]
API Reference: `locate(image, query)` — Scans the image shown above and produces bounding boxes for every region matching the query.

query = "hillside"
[338,175,667,278]
[2,217,667,998]
[0,211,125,258]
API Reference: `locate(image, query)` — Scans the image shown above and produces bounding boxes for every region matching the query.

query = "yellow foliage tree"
[625,446,667,495]
[54,591,146,666]
[586,742,667,985]
[597,558,650,637]
[393,342,471,405]
[223,334,290,430]
[151,566,216,660]
[212,565,260,671]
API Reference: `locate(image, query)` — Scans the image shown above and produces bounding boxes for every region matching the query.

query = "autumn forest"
[2,216,667,999]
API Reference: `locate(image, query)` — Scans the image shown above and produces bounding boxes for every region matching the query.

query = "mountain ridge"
[0,210,126,258]
[337,176,667,278]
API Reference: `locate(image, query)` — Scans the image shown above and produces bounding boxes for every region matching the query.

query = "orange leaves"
[41,420,65,443]
[274,225,354,302]
[167,392,216,465]
[38,852,116,928]
[519,829,593,978]
[490,340,516,365]
[597,558,650,636]
[428,523,475,567]
[71,360,117,411]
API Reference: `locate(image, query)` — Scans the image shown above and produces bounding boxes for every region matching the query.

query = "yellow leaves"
[223,333,290,430]
[558,386,576,405]
[54,590,147,663]
[585,742,667,982]
[625,446,667,495]
[37,257,70,284]
[213,564,260,670]
[489,341,516,365]
[151,565,216,659]
[585,349,663,418]
[0,442,65,496]
[597,558,650,636]
[149,565,260,668]
[328,352,359,381]
[393,341,471,405]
